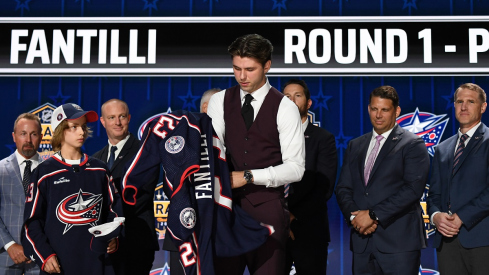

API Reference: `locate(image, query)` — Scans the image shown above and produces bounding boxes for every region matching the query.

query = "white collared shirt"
[364,126,395,166]
[453,122,481,155]
[15,150,40,180]
[207,79,305,188]
[107,134,131,163]
[302,118,309,134]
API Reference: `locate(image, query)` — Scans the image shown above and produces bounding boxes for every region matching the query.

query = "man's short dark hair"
[454,83,487,103]
[228,34,273,66]
[283,79,311,101]
[369,85,399,108]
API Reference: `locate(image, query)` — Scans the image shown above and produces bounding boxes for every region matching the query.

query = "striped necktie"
[453,134,468,174]
[364,135,384,185]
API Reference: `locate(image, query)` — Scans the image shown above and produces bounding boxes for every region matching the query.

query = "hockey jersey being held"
[122,110,274,275]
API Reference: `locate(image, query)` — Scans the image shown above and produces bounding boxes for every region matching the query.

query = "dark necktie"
[453,134,468,174]
[108,146,117,170]
[22,160,32,195]
[241,94,254,130]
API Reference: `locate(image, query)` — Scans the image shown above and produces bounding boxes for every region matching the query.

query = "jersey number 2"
[179,242,196,267]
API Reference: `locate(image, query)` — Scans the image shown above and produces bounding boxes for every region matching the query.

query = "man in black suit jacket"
[92,99,159,275]
[335,86,429,275]
[282,79,338,274]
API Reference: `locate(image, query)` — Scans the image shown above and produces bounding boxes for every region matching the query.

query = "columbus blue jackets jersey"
[22,155,122,275]
[122,110,274,275]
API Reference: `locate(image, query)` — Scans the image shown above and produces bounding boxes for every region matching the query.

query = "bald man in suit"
[93,99,159,275]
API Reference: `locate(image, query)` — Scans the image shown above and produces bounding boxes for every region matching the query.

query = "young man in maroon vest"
[207,34,305,275]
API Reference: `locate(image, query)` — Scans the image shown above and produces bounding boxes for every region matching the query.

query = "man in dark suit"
[0,113,41,275]
[427,83,489,274]
[282,79,337,274]
[92,99,159,275]
[335,86,429,275]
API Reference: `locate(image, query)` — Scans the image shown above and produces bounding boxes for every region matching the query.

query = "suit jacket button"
[244,163,247,166]
[365,193,369,196]
[244,150,248,154]
[245,137,248,141]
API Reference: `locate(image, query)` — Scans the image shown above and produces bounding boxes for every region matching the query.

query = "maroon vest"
[224,85,284,205]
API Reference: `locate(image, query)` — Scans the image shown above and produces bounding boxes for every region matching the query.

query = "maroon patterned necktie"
[453,134,468,174]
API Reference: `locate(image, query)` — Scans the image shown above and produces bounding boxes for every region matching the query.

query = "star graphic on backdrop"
[15,0,31,11]
[335,130,352,150]
[272,0,287,11]
[403,109,436,133]
[49,90,71,105]
[143,0,159,11]
[75,0,90,2]
[442,93,454,110]
[402,0,417,10]
[179,90,200,111]
[311,90,332,111]
[5,144,16,154]
[203,0,219,3]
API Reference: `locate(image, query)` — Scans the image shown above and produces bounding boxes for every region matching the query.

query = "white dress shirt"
[207,79,305,188]
[107,134,131,162]
[364,126,395,166]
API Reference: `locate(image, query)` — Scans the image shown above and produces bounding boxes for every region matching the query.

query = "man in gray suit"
[0,113,42,274]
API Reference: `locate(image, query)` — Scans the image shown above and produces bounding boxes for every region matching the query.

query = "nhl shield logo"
[29,103,57,160]
[56,189,103,234]
[180,207,196,229]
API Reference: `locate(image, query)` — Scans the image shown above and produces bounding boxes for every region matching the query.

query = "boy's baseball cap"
[88,217,125,254]
[51,103,99,132]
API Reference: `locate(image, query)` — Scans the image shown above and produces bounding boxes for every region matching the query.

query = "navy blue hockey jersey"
[122,110,274,275]
[22,155,122,275]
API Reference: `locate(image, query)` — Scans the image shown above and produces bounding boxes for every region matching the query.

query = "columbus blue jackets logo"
[398,108,449,239]
[397,108,449,157]
[165,136,185,154]
[56,189,103,234]
[180,207,196,229]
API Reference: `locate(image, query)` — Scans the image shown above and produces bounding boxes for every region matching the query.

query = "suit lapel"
[367,125,403,186]
[304,123,313,146]
[452,124,485,176]
[99,145,109,164]
[111,134,135,172]
[7,154,22,183]
[358,133,372,185]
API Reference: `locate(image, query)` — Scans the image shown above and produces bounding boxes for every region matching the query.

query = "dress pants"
[437,235,489,275]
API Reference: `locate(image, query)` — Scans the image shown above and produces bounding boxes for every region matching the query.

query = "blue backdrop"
[3,1,489,275]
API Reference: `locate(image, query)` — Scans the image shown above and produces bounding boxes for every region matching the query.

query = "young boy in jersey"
[22,103,123,275]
